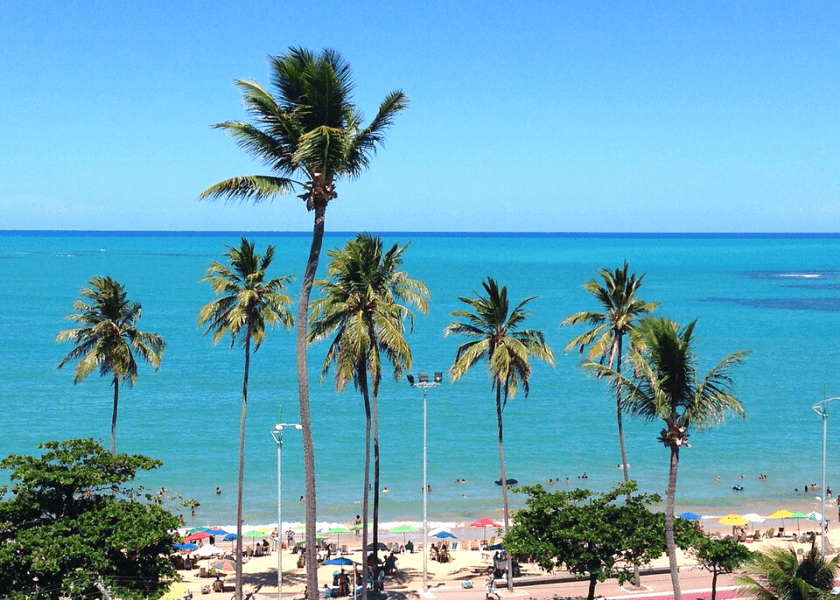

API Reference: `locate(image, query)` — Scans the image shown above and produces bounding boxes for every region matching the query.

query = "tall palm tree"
[562,262,658,484]
[198,238,294,600]
[308,234,429,598]
[56,276,166,455]
[200,49,407,595]
[445,277,555,592]
[586,317,748,600]
[738,543,838,600]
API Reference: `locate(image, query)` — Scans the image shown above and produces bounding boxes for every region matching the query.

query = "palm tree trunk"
[110,375,119,454]
[297,203,325,599]
[665,443,681,600]
[360,363,372,600]
[235,333,250,600]
[496,384,513,593]
[614,335,639,586]
[372,385,381,584]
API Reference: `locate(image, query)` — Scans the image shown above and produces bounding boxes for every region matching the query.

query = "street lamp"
[407,371,442,596]
[271,416,302,600]
[812,397,840,555]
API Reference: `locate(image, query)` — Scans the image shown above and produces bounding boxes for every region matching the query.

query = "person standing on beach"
[354,515,362,537]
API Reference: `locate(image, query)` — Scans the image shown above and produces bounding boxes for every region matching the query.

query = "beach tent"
[678,511,702,521]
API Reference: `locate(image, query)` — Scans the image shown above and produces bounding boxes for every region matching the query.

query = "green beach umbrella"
[789,511,808,532]
[328,525,352,545]
[389,523,419,544]
[243,529,264,548]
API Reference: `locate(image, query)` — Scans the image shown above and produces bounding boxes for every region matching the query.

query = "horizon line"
[1,230,838,238]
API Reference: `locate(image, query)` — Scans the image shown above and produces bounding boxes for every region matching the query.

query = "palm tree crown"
[309,233,429,593]
[738,544,838,600]
[56,276,165,454]
[308,233,429,391]
[445,277,554,591]
[198,237,295,347]
[447,278,554,398]
[562,261,658,363]
[199,47,408,213]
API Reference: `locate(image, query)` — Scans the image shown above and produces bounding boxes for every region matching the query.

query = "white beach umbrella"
[192,544,225,557]
[743,513,765,528]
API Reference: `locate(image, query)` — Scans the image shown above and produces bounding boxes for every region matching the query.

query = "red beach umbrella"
[469,517,501,539]
[185,530,212,542]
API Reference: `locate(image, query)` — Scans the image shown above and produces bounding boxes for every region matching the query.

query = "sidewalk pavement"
[379,568,741,600]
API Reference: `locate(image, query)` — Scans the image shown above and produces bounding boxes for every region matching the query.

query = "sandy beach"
[166,515,840,600]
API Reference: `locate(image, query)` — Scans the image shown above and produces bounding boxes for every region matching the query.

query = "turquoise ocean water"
[1,231,839,530]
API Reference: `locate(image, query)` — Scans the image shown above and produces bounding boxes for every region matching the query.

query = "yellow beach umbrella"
[719,514,749,526]
[768,509,792,519]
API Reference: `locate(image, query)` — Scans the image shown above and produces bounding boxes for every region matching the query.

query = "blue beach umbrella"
[174,542,198,551]
[679,511,702,521]
[223,533,238,541]
[205,528,229,536]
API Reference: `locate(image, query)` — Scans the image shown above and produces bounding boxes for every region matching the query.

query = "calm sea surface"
[2,232,839,528]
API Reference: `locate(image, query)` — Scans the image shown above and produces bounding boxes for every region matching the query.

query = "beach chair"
[341,544,348,555]
[451,541,459,551]
[763,528,774,539]
[487,536,496,547]
[470,539,479,551]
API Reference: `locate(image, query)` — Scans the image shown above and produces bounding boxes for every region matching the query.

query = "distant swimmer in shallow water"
[733,484,744,491]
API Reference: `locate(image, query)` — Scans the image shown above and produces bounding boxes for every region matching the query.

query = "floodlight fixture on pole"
[271,414,302,600]
[408,371,442,596]
[812,397,840,556]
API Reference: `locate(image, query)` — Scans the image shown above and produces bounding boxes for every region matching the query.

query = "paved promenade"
[379,568,741,600]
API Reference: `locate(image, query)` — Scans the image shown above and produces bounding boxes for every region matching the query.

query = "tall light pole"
[271,414,302,600]
[812,397,840,556]
[407,371,442,596]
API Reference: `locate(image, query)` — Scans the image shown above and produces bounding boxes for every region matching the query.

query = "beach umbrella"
[185,531,211,542]
[192,544,225,558]
[429,528,457,539]
[469,517,501,539]
[719,514,749,526]
[174,542,198,551]
[243,529,264,548]
[768,509,792,533]
[389,524,419,544]
[223,533,237,541]
[210,558,237,573]
[678,511,702,521]
[205,528,229,536]
[790,511,808,532]
[323,556,355,566]
[328,525,352,545]
[808,511,823,522]
[743,513,766,530]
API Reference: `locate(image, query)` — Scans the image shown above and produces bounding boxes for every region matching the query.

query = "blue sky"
[2,1,837,232]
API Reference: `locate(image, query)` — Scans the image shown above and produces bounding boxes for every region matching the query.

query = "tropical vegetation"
[198,237,294,600]
[586,316,749,600]
[506,481,666,600]
[56,276,166,454]
[200,48,408,596]
[694,536,754,600]
[0,439,180,600]
[738,544,838,600]
[308,233,429,596]
[445,277,555,591]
